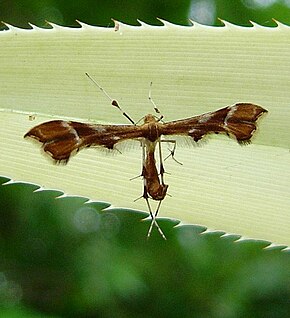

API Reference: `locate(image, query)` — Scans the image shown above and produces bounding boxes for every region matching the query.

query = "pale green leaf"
[0,21,289,246]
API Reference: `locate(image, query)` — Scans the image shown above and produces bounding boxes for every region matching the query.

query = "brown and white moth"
[24,74,267,239]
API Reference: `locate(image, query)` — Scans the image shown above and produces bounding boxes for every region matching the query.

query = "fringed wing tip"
[24,129,73,164]
[53,158,70,165]
[237,139,252,146]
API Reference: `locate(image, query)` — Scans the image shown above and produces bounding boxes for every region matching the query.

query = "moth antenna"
[85,72,135,125]
[85,72,113,101]
[148,81,162,116]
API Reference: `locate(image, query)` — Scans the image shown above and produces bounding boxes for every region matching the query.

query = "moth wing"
[25,120,144,163]
[160,103,267,144]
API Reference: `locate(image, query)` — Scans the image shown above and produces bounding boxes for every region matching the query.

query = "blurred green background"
[1,1,290,317]
[1,177,290,318]
[1,0,290,28]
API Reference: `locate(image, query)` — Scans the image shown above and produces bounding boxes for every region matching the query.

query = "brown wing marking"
[222,103,267,143]
[161,103,267,143]
[24,120,143,163]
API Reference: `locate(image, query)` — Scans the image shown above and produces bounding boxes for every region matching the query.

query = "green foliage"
[0,177,289,317]
[1,0,290,29]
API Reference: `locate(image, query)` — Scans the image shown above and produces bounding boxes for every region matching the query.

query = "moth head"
[143,114,158,124]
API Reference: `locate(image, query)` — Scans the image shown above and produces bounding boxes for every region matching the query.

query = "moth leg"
[113,147,122,155]
[130,149,145,181]
[130,174,142,181]
[157,139,165,185]
[161,139,183,165]
[146,200,166,240]
[129,140,145,181]
[133,170,165,238]
[130,140,145,181]
[144,196,166,240]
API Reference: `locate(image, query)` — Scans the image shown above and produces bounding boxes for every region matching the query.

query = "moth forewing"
[25,120,145,163]
[160,103,267,144]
